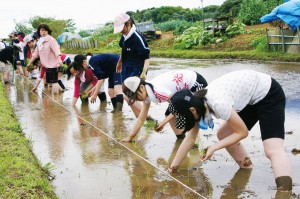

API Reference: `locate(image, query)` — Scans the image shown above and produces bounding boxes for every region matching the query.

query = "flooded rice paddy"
[2,57,300,199]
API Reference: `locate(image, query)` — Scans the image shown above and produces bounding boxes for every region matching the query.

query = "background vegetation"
[11,0,299,61]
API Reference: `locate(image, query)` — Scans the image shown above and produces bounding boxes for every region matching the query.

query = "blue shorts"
[108,72,122,88]
[122,67,143,82]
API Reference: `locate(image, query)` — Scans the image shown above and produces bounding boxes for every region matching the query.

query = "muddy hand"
[90,95,97,103]
[168,166,178,173]
[154,122,164,132]
[201,145,215,162]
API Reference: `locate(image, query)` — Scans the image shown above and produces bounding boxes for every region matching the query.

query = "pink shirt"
[32,35,62,69]
[38,55,68,79]
[73,68,98,98]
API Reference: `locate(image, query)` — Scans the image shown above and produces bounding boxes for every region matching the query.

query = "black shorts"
[190,72,208,92]
[46,68,58,83]
[238,78,286,140]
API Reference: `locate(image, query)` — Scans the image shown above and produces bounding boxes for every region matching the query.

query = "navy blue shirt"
[119,30,150,69]
[89,54,120,79]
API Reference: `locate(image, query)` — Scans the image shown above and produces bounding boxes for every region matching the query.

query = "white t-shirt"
[145,69,197,104]
[206,70,271,120]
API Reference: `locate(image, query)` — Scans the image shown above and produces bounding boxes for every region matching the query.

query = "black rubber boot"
[57,80,65,90]
[111,97,117,109]
[98,92,107,102]
[111,94,123,112]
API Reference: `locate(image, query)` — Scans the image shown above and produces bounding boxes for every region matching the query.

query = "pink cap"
[114,13,130,34]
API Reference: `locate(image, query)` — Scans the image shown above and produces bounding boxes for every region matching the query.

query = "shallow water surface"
[3,58,300,199]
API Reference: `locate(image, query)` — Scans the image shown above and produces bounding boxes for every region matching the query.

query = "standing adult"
[113,13,150,118]
[168,70,292,191]
[8,31,25,76]
[26,24,62,93]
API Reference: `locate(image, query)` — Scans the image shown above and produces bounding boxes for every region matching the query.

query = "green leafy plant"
[174,26,214,49]
[225,22,246,37]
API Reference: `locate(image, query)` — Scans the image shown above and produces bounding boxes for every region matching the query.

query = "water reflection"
[220,169,254,198]
[2,58,300,198]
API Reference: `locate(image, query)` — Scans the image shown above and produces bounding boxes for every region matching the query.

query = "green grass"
[64,47,300,63]
[0,79,58,199]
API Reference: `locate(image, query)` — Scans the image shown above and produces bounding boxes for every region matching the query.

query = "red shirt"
[73,68,98,98]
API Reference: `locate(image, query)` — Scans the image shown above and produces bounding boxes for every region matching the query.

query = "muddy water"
[3,58,300,199]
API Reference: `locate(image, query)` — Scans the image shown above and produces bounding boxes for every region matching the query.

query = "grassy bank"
[64,47,300,63]
[0,79,57,198]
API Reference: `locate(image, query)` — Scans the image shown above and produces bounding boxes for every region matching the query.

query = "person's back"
[0,46,14,64]
[146,69,207,103]
[0,46,14,83]
[89,54,119,79]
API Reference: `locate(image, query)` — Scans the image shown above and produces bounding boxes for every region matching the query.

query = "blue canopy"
[260,0,300,30]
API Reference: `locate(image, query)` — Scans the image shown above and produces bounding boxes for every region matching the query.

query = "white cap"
[114,13,130,34]
[124,76,140,93]
[123,76,141,105]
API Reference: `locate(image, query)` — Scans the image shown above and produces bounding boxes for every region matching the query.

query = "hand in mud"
[89,95,97,103]
[122,136,133,143]
[201,145,215,162]
[168,166,178,173]
[154,121,164,132]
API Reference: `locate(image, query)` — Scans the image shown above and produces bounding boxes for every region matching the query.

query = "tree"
[238,0,265,25]
[28,16,76,38]
[237,0,284,25]
[14,20,33,35]
[78,30,92,38]
[218,0,242,17]
[29,16,55,29]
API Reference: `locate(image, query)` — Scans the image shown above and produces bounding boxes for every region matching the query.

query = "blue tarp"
[57,32,81,44]
[260,0,300,30]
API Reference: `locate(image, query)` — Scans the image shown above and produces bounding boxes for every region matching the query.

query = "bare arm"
[140,58,150,80]
[155,113,174,132]
[71,97,78,106]
[116,55,122,73]
[90,79,103,103]
[122,102,151,142]
[32,79,42,92]
[202,109,249,161]
[170,122,199,170]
